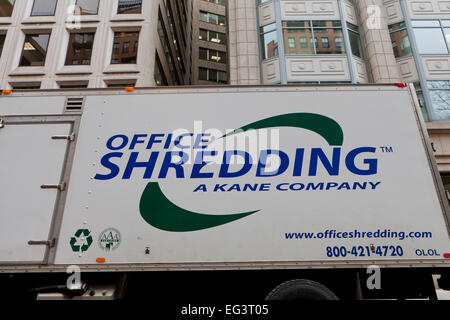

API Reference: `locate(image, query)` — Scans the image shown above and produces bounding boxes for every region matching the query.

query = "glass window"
[218,15,226,26]
[347,22,363,58]
[209,13,218,25]
[260,23,278,59]
[199,47,227,64]
[389,22,412,58]
[31,0,57,16]
[199,11,226,26]
[218,51,227,63]
[123,41,130,53]
[111,31,139,64]
[314,28,345,54]
[65,32,95,65]
[217,32,226,44]
[209,69,218,81]
[200,11,208,23]
[0,33,5,57]
[218,71,227,83]
[106,81,136,88]
[11,83,41,89]
[414,82,429,122]
[427,81,450,120]
[199,29,227,44]
[199,47,207,60]
[157,11,179,85]
[411,20,440,27]
[199,67,227,83]
[20,33,50,66]
[0,0,14,17]
[299,37,308,48]
[113,42,120,54]
[118,0,142,14]
[288,37,295,48]
[444,28,450,49]
[59,82,88,89]
[154,54,167,86]
[283,28,313,54]
[199,67,208,80]
[199,29,208,41]
[414,28,447,54]
[283,20,345,55]
[75,0,99,15]
[204,0,226,5]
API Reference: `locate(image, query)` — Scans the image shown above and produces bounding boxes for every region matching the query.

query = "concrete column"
[228,0,260,85]
[356,0,401,83]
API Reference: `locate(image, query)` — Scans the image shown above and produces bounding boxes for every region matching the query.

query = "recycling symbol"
[70,229,93,253]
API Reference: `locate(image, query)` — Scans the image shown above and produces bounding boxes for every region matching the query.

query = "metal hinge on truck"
[28,238,56,248]
[41,182,66,191]
[52,133,75,141]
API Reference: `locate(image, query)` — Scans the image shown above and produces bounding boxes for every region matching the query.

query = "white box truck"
[1,84,449,300]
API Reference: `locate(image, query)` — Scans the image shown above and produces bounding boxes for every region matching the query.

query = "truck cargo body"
[1,85,449,299]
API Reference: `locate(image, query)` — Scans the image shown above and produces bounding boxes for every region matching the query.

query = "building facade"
[190,0,229,85]
[223,0,450,191]
[0,0,190,89]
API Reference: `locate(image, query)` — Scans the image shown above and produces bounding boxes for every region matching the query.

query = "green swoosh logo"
[139,113,344,232]
[222,113,344,146]
[140,182,259,232]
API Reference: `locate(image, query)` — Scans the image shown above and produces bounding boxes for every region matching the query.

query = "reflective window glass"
[65,32,95,65]
[111,31,139,64]
[283,20,345,55]
[154,54,167,86]
[427,81,450,121]
[283,28,313,54]
[199,67,208,80]
[0,0,14,17]
[31,0,57,16]
[347,23,363,58]
[260,28,278,59]
[199,29,208,41]
[20,33,50,66]
[118,0,142,14]
[414,28,447,54]
[314,28,345,54]
[445,28,450,49]
[411,20,440,27]
[390,29,412,57]
[0,34,5,57]
[199,47,207,60]
[75,0,99,15]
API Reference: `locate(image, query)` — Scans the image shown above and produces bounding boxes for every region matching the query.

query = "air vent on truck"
[64,97,85,112]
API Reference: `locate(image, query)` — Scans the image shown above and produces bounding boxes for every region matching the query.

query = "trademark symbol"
[379,146,393,153]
